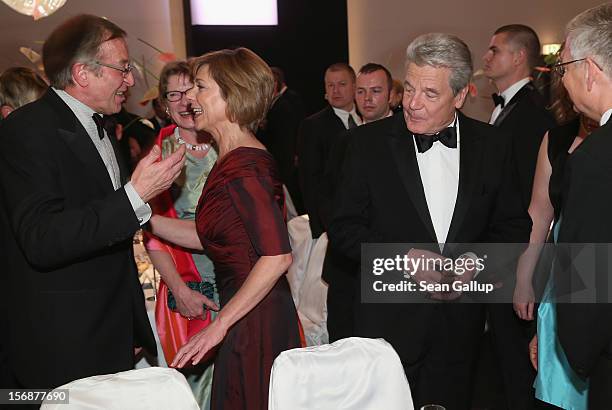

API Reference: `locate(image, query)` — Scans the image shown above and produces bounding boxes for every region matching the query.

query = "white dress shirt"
[332,106,362,129]
[600,108,612,126]
[54,88,151,225]
[413,114,460,245]
[489,77,531,124]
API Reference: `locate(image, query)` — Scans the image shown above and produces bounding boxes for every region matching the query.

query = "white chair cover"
[269,337,414,410]
[286,215,329,345]
[40,367,199,410]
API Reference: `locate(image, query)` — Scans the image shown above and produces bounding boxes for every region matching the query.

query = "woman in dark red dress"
[150,48,301,409]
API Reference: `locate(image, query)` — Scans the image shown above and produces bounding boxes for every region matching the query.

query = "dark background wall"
[183,0,348,116]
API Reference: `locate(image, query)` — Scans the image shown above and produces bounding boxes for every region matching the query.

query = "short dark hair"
[325,62,356,82]
[0,67,47,109]
[494,24,541,69]
[191,47,274,133]
[43,14,126,89]
[358,63,392,92]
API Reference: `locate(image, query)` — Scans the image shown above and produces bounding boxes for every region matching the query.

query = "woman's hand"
[174,285,219,319]
[513,281,535,321]
[171,318,227,368]
[529,334,538,371]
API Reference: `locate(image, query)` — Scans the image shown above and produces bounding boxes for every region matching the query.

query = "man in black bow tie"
[329,33,530,409]
[0,15,185,389]
[483,25,556,209]
[483,25,556,410]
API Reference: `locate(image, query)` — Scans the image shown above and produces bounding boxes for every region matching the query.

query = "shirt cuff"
[125,182,152,226]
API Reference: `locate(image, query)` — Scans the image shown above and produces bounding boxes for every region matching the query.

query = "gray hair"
[566,3,612,78]
[405,33,473,95]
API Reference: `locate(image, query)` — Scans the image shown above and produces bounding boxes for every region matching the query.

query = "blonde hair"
[0,67,47,109]
[192,48,274,132]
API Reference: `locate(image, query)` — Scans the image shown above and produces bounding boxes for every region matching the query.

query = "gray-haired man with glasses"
[553,4,612,408]
[0,14,185,389]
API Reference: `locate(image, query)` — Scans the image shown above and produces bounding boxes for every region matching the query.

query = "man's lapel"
[493,82,531,126]
[446,112,484,243]
[387,114,437,241]
[44,89,115,192]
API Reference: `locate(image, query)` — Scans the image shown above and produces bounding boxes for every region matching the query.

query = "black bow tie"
[413,126,457,153]
[492,93,505,108]
[92,113,116,140]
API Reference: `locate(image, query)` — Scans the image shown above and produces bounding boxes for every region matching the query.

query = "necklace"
[175,133,211,152]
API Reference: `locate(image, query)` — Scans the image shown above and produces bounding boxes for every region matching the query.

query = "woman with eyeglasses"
[513,44,598,410]
[144,60,219,409]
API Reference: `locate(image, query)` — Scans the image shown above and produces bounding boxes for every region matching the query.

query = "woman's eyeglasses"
[164,90,190,102]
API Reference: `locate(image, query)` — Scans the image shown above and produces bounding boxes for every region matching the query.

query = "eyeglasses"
[93,61,134,77]
[164,90,190,102]
[551,58,586,77]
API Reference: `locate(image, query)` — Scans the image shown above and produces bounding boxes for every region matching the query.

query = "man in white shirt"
[329,33,530,409]
[483,24,556,208]
[323,62,393,342]
[298,63,360,239]
[0,14,185,389]
[554,4,612,407]
[482,25,557,410]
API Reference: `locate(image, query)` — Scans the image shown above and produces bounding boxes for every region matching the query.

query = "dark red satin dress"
[195,147,300,410]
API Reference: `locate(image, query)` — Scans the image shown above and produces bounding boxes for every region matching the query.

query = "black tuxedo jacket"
[556,119,612,408]
[493,82,556,209]
[298,105,347,237]
[328,112,531,363]
[0,89,156,388]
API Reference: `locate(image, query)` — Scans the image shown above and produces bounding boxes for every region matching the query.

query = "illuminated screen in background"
[190,0,278,25]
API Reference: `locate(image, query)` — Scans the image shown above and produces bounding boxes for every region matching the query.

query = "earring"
[165,107,170,116]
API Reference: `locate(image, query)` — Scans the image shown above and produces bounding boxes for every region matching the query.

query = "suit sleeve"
[485,131,532,243]
[297,118,325,236]
[328,136,385,262]
[319,129,351,230]
[556,147,612,378]
[0,120,140,270]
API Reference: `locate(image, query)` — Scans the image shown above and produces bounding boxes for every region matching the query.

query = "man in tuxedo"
[554,4,612,408]
[482,25,556,409]
[298,63,359,239]
[0,14,185,389]
[483,24,556,208]
[257,67,305,213]
[319,63,393,342]
[328,33,530,409]
[323,62,394,341]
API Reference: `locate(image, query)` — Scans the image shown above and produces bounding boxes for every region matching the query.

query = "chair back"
[269,337,414,410]
[40,367,199,410]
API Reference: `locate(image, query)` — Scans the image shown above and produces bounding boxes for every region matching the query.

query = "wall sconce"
[542,43,561,56]
[2,0,67,20]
